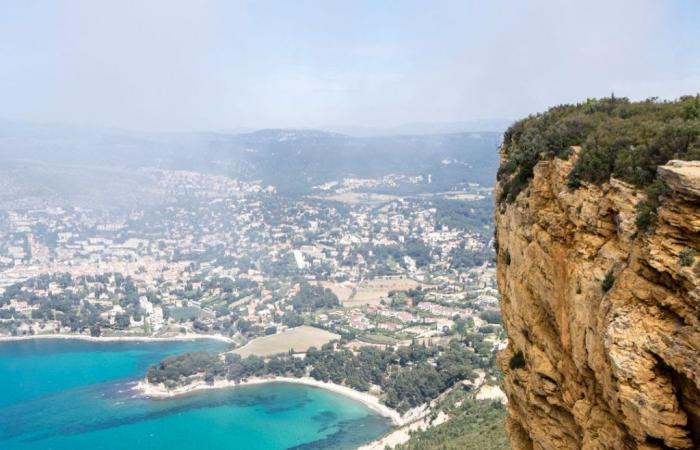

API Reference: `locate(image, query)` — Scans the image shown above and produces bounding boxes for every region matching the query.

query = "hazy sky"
[1,0,698,132]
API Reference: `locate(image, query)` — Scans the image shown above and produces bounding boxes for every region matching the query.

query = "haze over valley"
[0,119,506,449]
[1,1,698,450]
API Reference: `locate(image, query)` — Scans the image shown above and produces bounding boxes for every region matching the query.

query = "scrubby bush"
[602,270,615,292]
[635,178,668,233]
[679,247,697,267]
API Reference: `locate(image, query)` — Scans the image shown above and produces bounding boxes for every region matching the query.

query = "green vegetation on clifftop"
[498,95,700,205]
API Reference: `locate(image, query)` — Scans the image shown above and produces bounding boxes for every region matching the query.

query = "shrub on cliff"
[635,178,668,232]
[679,247,697,267]
[602,270,615,292]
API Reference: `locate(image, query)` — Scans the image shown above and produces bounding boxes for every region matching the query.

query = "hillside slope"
[0,121,501,194]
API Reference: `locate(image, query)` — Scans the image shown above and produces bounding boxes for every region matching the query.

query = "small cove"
[0,339,392,450]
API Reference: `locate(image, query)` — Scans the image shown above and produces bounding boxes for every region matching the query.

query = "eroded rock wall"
[495,153,700,450]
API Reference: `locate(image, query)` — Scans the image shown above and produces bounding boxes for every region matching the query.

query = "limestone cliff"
[495,151,700,450]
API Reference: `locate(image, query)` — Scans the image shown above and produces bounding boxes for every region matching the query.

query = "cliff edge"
[495,153,700,449]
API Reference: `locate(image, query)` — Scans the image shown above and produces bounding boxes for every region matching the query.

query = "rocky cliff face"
[495,151,700,450]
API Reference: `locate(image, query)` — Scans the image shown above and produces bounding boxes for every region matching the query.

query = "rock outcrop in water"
[495,151,700,449]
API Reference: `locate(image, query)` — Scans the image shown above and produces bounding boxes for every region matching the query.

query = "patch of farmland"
[321,281,354,303]
[232,325,340,357]
[343,276,420,307]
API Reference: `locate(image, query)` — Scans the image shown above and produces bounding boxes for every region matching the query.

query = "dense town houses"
[0,169,501,357]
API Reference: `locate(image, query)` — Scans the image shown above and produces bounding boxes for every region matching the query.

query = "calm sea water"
[0,339,391,450]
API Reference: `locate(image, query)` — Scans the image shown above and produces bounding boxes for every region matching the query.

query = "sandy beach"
[358,413,432,450]
[0,333,233,343]
[136,376,405,426]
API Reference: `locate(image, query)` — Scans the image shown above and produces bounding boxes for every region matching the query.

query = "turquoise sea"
[0,339,391,450]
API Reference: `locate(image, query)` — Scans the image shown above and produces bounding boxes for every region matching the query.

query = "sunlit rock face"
[495,152,700,450]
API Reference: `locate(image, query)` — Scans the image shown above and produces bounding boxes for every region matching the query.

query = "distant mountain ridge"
[0,119,502,194]
[327,118,513,136]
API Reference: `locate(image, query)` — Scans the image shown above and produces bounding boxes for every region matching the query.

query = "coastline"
[4,334,417,440]
[0,333,233,343]
[136,376,405,426]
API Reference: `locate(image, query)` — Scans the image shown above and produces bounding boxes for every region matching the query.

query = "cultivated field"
[233,325,340,357]
[322,281,355,303]
[344,276,421,307]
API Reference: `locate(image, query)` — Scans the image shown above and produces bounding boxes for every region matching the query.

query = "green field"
[233,325,340,357]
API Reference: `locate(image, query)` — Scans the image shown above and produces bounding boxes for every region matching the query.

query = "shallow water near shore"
[0,339,392,450]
